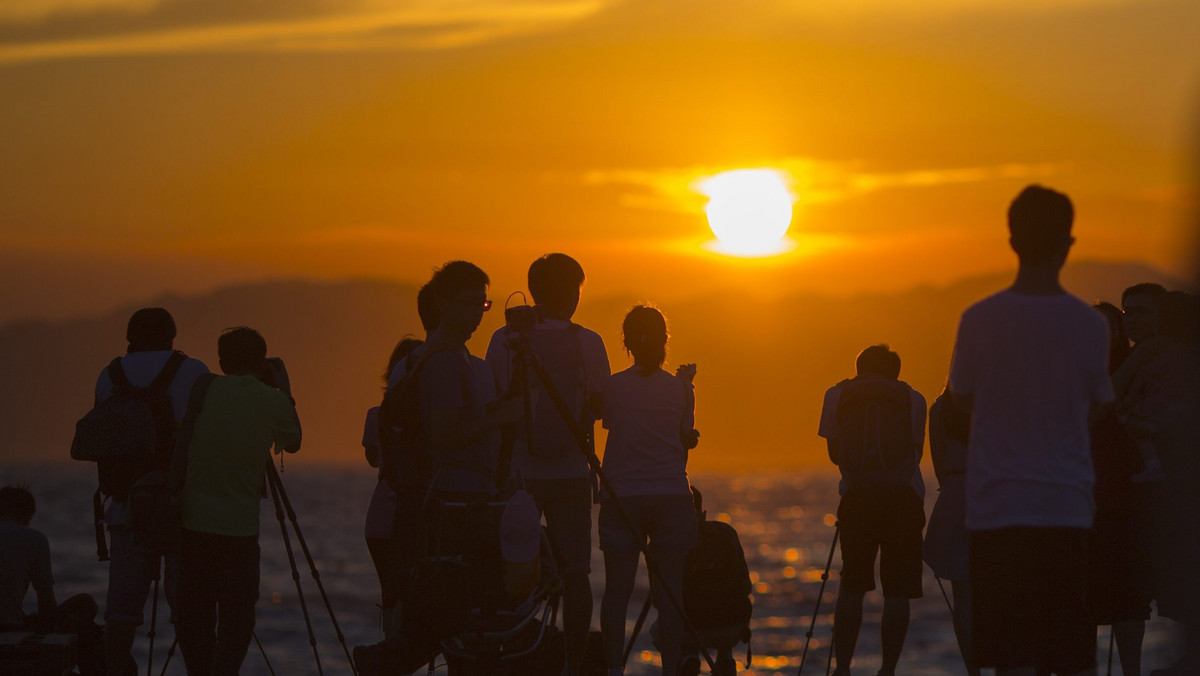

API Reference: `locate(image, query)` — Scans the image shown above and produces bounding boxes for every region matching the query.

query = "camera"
[258,356,292,395]
[504,304,541,334]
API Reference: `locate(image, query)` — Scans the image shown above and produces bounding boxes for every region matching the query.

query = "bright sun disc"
[698,169,794,256]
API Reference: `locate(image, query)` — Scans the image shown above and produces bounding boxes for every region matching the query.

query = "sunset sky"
[2,0,1198,325]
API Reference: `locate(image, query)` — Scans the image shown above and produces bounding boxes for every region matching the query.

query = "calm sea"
[0,462,1181,675]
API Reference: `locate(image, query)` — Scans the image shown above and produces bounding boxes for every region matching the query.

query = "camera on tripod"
[504,303,541,334]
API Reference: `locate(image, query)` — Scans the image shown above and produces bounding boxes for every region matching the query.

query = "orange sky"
[1,0,1198,324]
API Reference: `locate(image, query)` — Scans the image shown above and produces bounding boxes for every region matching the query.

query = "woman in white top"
[599,305,699,676]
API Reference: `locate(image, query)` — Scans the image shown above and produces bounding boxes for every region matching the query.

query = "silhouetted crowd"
[1,184,1198,676]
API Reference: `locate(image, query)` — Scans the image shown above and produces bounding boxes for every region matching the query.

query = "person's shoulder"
[903,382,927,407]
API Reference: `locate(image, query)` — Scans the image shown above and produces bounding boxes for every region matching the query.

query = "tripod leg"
[158,636,177,676]
[253,630,276,676]
[797,523,839,676]
[147,561,160,676]
[267,467,325,676]
[622,591,654,669]
[266,463,359,675]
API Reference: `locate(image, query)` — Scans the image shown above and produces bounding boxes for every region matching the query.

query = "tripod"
[506,335,720,673]
[147,460,357,675]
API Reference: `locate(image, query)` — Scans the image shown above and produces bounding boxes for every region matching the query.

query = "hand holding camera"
[675,363,697,384]
[260,357,293,397]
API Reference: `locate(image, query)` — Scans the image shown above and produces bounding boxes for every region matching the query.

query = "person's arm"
[817,386,841,465]
[363,407,380,468]
[585,331,612,421]
[677,365,698,450]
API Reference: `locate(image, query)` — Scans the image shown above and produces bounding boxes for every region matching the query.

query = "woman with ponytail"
[599,305,700,676]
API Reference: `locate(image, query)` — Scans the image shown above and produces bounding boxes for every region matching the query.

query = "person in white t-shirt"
[598,305,699,676]
[91,308,210,676]
[485,253,610,676]
[817,344,926,676]
[949,185,1113,676]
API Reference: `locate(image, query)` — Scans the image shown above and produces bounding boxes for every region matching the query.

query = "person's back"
[948,185,1112,676]
[0,485,53,632]
[953,290,1109,529]
[176,327,300,676]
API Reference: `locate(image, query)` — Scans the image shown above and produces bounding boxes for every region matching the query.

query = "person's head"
[1093,301,1130,373]
[0,483,36,526]
[1121,282,1167,345]
[1007,185,1074,267]
[416,282,440,336]
[218,326,268,376]
[382,337,423,384]
[622,305,668,374]
[126,307,176,353]
[1155,290,1199,344]
[428,261,491,340]
[855,344,901,380]
[528,253,585,320]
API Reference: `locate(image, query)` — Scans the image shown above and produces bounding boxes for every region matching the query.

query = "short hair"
[218,327,268,375]
[416,283,440,333]
[126,307,176,351]
[0,483,36,524]
[1121,282,1167,306]
[428,261,490,302]
[856,344,901,379]
[622,305,668,374]
[1007,185,1074,260]
[528,253,585,307]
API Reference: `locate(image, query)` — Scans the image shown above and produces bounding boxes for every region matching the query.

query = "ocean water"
[1,462,1182,675]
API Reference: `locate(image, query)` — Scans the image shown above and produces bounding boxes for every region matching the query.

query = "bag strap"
[107,356,131,392]
[149,350,188,394]
[169,373,217,492]
[92,489,109,562]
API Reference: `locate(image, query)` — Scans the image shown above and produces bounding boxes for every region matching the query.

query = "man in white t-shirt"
[485,253,610,676]
[91,308,210,676]
[818,344,926,676]
[949,185,1113,676]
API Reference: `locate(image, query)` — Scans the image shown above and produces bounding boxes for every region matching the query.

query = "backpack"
[835,376,916,488]
[683,515,753,664]
[378,347,464,494]
[128,373,216,554]
[71,351,187,500]
[523,324,588,460]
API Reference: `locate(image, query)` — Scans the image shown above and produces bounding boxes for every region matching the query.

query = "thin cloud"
[1,0,159,24]
[0,1,605,64]
[583,159,1070,214]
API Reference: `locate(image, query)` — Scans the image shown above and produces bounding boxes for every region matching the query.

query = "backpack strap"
[169,373,217,492]
[107,356,131,392]
[149,350,188,394]
[92,489,109,562]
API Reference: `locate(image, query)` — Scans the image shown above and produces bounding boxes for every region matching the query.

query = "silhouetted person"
[1,483,104,672]
[599,305,699,676]
[90,308,209,676]
[420,261,521,498]
[484,253,611,676]
[923,383,978,676]
[1121,283,1167,348]
[363,337,423,636]
[1114,291,1200,676]
[1087,301,1151,676]
[949,185,1112,676]
[818,344,926,676]
[176,327,301,676]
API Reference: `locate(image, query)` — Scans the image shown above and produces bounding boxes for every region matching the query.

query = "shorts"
[525,478,593,576]
[836,486,924,598]
[105,524,176,625]
[598,493,698,555]
[970,527,1094,673]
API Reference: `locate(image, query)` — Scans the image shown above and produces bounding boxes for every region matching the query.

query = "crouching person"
[177,327,301,676]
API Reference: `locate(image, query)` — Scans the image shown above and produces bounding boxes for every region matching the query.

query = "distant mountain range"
[0,260,1185,471]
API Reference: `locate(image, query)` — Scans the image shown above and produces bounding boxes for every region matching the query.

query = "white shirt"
[817,378,927,499]
[600,366,694,497]
[949,290,1113,530]
[485,319,610,481]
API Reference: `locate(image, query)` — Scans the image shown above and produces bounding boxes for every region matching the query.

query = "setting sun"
[697,169,795,257]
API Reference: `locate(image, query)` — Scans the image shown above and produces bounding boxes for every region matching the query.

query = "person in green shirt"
[176,327,301,676]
